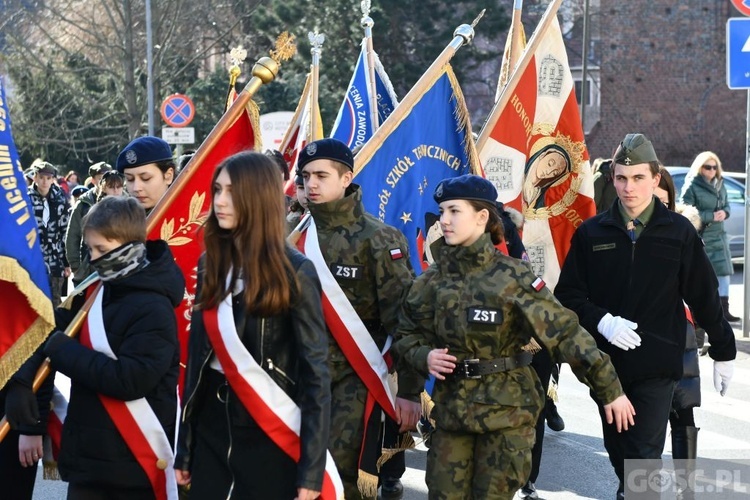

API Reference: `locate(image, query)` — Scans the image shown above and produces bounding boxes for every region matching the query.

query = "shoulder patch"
[389,248,403,260]
[531,277,545,292]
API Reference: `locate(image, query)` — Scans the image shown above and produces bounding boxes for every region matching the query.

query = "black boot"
[545,398,565,432]
[721,296,740,322]
[672,426,699,499]
[379,476,404,500]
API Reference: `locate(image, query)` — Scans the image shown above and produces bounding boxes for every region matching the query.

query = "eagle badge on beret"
[306,143,317,156]
[434,182,444,199]
[125,150,138,165]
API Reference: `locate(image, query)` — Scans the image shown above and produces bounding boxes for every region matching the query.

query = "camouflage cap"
[613,133,658,166]
[88,161,112,177]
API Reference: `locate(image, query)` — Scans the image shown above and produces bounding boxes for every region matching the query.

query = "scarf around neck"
[89,241,149,282]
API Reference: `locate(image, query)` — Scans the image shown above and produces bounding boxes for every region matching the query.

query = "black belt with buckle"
[446,352,533,380]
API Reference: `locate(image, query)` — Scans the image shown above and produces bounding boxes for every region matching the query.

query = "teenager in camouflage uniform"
[296,138,422,499]
[28,161,71,305]
[394,174,635,500]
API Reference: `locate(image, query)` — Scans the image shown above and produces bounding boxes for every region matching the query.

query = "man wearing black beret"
[555,133,737,500]
[294,138,420,499]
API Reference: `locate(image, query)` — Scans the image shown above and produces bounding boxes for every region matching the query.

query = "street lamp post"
[146,0,155,135]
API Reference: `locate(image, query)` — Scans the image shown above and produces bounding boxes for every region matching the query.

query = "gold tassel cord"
[357,469,379,499]
[0,257,55,388]
[445,66,481,175]
[377,431,416,471]
[245,99,263,151]
[43,461,61,481]
[547,379,559,402]
[520,337,542,354]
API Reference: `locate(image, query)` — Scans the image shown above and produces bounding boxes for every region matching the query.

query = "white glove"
[713,360,734,396]
[597,313,641,351]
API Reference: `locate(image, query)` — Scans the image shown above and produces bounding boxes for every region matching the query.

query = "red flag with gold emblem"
[478,12,593,290]
[147,101,261,394]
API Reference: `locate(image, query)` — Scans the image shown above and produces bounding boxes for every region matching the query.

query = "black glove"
[43,330,72,358]
[4,379,39,429]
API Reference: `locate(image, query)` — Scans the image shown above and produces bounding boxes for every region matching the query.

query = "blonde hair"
[687,151,723,180]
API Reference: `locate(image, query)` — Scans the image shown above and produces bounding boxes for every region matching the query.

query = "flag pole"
[361,0,380,130]
[354,12,484,172]
[0,35,296,444]
[308,31,325,141]
[477,0,562,152]
[150,36,294,226]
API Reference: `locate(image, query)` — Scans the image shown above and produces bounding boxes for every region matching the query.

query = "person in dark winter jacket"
[66,171,125,286]
[5,196,185,499]
[656,168,702,471]
[555,134,736,500]
[175,152,333,500]
[28,161,71,305]
[679,151,739,322]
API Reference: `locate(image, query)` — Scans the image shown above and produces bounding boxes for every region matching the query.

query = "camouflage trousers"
[426,425,536,499]
[329,372,371,499]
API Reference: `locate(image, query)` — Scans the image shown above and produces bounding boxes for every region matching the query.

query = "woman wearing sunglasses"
[679,152,738,322]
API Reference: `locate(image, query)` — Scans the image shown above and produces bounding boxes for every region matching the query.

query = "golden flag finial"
[270,32,297,62]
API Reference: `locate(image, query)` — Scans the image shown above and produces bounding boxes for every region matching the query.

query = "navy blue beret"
[297,138,354,172]
[294,172,304,186]
[433,174,498,204]
[71,185,89,197]
[116,136,174,173]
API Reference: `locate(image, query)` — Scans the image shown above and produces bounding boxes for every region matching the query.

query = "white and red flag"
[281,73,324,195]
[478,1,594,290]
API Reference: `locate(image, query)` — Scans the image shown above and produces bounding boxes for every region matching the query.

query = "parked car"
[666,166,745,263]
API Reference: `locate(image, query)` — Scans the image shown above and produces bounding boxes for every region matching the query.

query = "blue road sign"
[160,94,195,127]
[727,18,750,89]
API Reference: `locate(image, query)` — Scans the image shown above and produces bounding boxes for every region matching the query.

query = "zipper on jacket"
[181,350,213,424]
[260,318,265,362]
[221,383,235,500]
[266,358,296,386]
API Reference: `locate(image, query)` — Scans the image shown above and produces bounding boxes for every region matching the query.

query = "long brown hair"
[198,152,298,316]
[467,200,505,245]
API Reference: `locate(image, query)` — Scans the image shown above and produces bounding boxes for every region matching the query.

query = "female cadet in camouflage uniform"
[394,174,635,500]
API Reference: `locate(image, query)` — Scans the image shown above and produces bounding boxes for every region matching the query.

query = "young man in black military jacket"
[555,133,736,500]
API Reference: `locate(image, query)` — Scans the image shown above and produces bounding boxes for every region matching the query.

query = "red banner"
[147,107,258,394]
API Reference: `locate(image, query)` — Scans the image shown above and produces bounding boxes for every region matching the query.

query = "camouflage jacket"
[394,233,623,433]
[28,183,70,276]
[306,184,421,400]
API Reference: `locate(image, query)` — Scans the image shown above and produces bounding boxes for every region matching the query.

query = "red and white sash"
[202,288,344,500]
[80,287,178,500]
[297,218,397,421]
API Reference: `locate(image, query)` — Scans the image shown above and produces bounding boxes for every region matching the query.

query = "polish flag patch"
[531,277,546,292]
[389,248,403,260]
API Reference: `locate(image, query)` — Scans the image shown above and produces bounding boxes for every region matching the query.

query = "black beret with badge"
[613,133,659,166]
[116,136,174,173]
[296,138,354,173]
[433,174,498,204]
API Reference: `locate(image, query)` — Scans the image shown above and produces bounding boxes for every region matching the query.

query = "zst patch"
[330,264,364,280]
[467,307,503,325]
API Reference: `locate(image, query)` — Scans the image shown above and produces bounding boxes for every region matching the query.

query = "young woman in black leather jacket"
[174,152,332,499]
